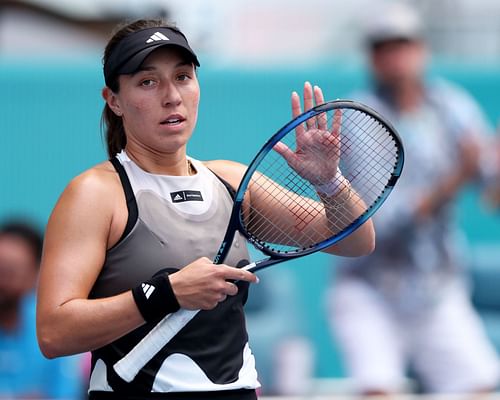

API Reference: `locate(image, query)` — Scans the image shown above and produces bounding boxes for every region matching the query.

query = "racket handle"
[113,308,200,382]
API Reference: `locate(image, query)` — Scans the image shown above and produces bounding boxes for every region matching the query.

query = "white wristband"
[314,168,346,196]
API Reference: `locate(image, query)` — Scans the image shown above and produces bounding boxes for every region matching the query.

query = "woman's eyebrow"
[133,61,194,75]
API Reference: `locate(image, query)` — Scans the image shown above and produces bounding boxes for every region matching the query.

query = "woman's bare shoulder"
[70,161,118,189]
[203,159,247,189]
[55,161,122,212]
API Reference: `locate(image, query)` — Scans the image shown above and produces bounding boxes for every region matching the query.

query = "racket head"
[214,100,403,266]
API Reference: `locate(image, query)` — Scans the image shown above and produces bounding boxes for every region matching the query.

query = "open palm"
[274,82,341,185]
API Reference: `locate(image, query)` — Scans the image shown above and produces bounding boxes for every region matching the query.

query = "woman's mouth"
[161,115,185,126]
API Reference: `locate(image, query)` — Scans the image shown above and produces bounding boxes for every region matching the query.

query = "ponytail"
[101,97,126,158]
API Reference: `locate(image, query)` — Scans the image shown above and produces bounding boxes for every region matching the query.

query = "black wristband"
[132,273,180,322]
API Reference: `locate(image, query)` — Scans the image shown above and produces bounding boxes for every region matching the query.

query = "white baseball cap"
[364,2,424,46]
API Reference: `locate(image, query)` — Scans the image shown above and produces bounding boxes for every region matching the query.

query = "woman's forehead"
[140,46,196,69]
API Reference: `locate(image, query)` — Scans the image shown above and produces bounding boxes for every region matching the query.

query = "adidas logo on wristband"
[141,283,155,299]
[132,274,180,322]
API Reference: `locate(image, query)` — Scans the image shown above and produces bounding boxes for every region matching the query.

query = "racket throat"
[214,241,230,264]
[242,257,286,273]
[242,261,257,272]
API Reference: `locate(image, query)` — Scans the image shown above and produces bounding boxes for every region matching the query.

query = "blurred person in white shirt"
[326,2,500,396]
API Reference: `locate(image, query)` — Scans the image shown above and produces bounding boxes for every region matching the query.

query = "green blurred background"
[2,58,500,380]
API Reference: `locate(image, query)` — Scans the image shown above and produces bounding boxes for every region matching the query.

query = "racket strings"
[245,178,328,248]
[244,173,358,251]
[242,107,399,254]
[340,113,398,199]
[343,114,396,169]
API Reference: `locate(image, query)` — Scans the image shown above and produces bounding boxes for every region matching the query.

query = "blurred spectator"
[0,219,84,398]
[326,2,500,396]
[245,251,315,396]
[482,131,500,209]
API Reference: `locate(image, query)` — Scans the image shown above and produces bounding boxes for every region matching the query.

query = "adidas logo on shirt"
[170,190,204,203]
[146,32,170,43]
[141,283,155,299]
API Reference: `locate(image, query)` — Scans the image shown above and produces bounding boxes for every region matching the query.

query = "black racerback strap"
[109,157,139,246]
[210,170,236,201]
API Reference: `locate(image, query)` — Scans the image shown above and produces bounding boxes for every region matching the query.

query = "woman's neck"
[124,147,194,176]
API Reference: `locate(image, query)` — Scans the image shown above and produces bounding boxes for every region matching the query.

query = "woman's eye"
[140,79,156,87]
[177,74,190,81]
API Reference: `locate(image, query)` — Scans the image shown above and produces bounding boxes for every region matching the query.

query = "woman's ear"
[102,87,122,116]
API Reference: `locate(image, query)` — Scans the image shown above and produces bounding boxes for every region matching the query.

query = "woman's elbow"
[360,233,376,256]
[343,236,375,257]
[36,316,67,359]
[327,220,376,257]
[37,326,59,359]
[358,221,376,256]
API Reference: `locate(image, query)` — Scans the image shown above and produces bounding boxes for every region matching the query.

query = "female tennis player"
[36,19,375,400]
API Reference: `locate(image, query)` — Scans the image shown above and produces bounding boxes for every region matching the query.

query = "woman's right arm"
[36,165,145,358]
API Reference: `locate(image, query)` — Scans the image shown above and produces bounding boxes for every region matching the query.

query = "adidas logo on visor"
[146,32,170,43]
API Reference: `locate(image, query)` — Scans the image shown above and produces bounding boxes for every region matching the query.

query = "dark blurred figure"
[0,219,84,398]
[326,2,500,396]
[482,133,500,208]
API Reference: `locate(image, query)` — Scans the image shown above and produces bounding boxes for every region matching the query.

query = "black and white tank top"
[88,151,259,397]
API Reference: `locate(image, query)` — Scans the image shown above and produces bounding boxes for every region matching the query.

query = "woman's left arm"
[206,83,375,258]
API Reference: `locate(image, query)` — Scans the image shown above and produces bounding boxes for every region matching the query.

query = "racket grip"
[113,308,200,382]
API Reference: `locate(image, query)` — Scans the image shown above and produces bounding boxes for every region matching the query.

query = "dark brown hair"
[101,19,178,158]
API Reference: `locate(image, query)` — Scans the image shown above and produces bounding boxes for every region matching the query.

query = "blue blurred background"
[1,0,500,396]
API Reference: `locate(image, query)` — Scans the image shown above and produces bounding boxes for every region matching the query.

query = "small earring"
[116,111,122,116]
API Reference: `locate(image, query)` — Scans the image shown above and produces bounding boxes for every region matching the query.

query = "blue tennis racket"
[114,99,404,382]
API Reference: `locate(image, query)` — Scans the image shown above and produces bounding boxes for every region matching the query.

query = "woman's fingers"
[314,85,327,131]
[304,82,315,130]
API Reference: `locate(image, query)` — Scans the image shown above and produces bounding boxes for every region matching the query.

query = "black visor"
[104,26,200,86]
